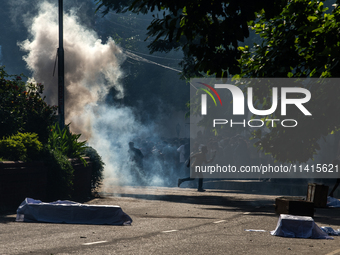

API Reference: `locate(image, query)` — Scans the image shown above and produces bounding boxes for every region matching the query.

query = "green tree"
[239,0,338,78]
[0,66,57,143]
[96,0,340,163]
[95,0,288,77]
[236,0,340,162]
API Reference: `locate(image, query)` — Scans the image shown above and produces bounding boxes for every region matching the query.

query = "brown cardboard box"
[306,183,329,208]
[275,196,314,217]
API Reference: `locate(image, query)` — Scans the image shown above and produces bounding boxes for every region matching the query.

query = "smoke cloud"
[19,1,125,137]
[18,1,174,188]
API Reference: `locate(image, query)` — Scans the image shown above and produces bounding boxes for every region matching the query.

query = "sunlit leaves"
[239,0,340,162]
[0,66,57,143]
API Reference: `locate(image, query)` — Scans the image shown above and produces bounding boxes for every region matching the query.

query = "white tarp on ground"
[271,214,333,239]
[16,198,132,225]
[327,196,340,207]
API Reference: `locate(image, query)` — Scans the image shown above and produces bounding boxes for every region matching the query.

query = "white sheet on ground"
[321,227,340,236]
[327,196,340,207]
[16,198,132,225]
[270,214,333,239]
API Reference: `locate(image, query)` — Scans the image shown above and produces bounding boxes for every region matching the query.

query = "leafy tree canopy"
[239,0,339,78]
[96,0,340,163]
[95,0,288,77]
[236,0,340,162]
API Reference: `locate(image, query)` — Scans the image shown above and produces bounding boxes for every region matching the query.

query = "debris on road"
[327,196,340,207]
[320,227,340,236]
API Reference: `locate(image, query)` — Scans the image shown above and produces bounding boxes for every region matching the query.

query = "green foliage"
[96,0,288,77]
[84,147,105,191]
[0,136,26,161]
[235,0,340,162]
[239,0,336,78]
[43,148,74,200]
[47,123,88,165]
[247,79,340,163]
[0,66,57,143]
[0,132,43,161]
[148,0,340,163]
[18,132,43,160]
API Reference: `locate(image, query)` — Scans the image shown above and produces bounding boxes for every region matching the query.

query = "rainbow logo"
[198,82,222,106]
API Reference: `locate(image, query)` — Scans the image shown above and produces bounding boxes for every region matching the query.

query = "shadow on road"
[0,214,16,224]
[105,187,340,226]
[108,191,276,214]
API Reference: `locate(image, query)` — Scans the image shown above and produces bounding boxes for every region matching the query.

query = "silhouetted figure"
[161,141,176,185]
[128,142,144,184]
[176,123,181,137]
[177,140,186,174]
[178,145,216,192]
[233,135,250,167]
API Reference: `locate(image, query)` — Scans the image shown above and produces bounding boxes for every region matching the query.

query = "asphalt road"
[1,185,340,255]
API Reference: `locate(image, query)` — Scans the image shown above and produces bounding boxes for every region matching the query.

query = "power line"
[107,12,154,22]
[124,48,182,61]
[123,49,198,90]
[124,50,182,73]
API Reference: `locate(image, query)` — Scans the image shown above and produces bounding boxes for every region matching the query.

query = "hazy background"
[0,0,190,187]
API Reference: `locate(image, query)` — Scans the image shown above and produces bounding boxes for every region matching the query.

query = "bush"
[16,132,43,160]
[0,132,42,161]
[0,137,26,161]
[0,66,57,143]
[47,123,88,165]
[43,148,74,200]
[84,147,105,191]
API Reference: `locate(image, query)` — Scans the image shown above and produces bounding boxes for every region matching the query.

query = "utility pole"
[58,0,65,130]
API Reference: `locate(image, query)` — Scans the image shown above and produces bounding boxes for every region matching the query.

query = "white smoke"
[18,1,169,188]
[19,1,125,137]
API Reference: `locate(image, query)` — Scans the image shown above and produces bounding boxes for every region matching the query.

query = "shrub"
[84,147,105,191]
[0,132,42,161]
[0,136,26,161]
[16,132,43,160]
[0,66,57,143]
[47,123,88,165]
[43,148,74,200]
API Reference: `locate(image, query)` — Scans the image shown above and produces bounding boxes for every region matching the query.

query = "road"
[1,185,340,255]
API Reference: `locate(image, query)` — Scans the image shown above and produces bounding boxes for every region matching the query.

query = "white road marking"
[162,230,178,233]
[243,212,251,215]
[82,240,108,246]
[213,220,226,224]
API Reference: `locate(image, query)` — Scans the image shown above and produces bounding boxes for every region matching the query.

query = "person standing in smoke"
[161,141,174,184]
[233,135,250,167]
[178,145,216,192]
[177,139,186,172]
[128,142,145,184]
[176,123,181,137]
